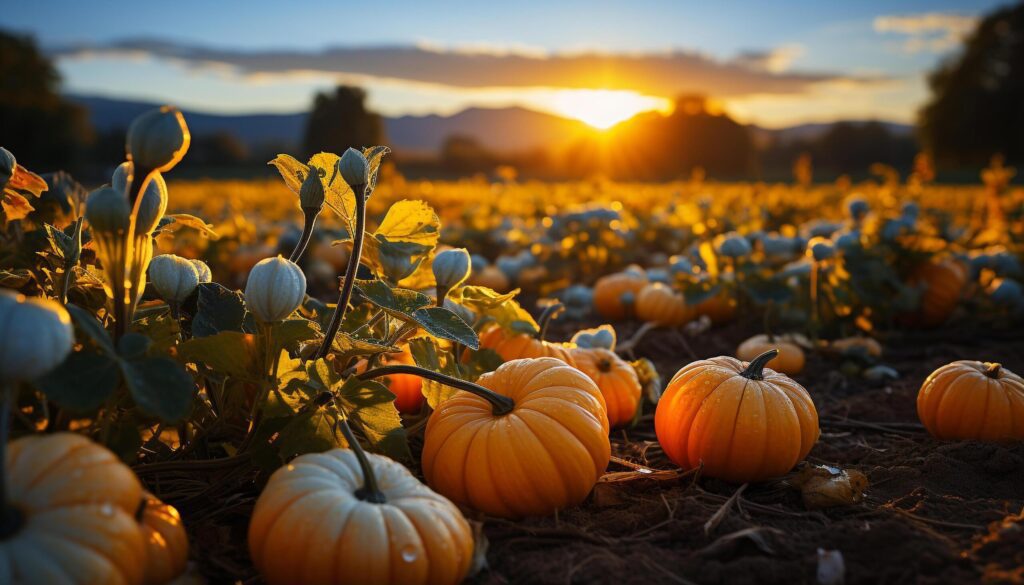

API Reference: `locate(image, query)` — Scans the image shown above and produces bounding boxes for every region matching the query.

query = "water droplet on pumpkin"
[99,503,114,517]
[401,545,418,562]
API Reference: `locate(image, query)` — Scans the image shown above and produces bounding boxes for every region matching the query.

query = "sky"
[4,0,1008,128]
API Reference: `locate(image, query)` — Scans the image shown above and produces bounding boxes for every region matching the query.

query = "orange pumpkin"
[0,433,147,584]
[138,493,189,585]
[902,259,968,327]
[249,448,474,585]
[655,350,820,483]
[382,346,424,414]
[736,334,805,375]
[917,361,1024,441]
[355,345,425,414]
[422,357,610,518]
[593,271,648,320]
[636,283,692,326]
[478,324,576,367]
[831,336,883,359]
[694,293,736,325]
[571,348,642,428]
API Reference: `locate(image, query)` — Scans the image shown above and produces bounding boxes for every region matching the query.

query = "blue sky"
[5,0,1007,127]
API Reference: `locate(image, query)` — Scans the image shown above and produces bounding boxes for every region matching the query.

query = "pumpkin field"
[0,103,1021,585]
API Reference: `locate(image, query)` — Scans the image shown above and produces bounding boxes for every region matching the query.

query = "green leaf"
[180,331,261,381]
[117,332,152,360]
[192,283,247,337]
[275,404,344,460]
[272,318,322,352]
[36,350,119,413]
[411,307,479,349]
[106,412,143,464]
[337,377,409,461]
[354,279,431,318]
[455,286,538,335]
[0,269,32,289]
[66,304,115,354]
[43,223,74,259]
[160,214,219,239]
[122,357,194,422]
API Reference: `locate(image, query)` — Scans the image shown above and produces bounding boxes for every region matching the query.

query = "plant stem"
[317,185,367,360]
[289,208,320,264]
[435,285,449,308]
[740,349,779,381]
[357,364,514,415]
[336,416,386,504]
[984,362,1002,378]
[537,302,564,341]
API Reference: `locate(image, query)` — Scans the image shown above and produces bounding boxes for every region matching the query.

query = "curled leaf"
[789,464,868,509]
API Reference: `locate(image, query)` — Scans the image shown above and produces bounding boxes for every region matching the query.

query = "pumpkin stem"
[318,185,367,360]
[0,385,24,541]
[336,417,387,504]
[984,362,1002,378]
[288,207,321,264]
[740,349,779,380]
[357,365,515,416]
[537,302,564,341]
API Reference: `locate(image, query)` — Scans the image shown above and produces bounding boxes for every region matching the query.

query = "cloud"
[48,39,880,98]
[731,44,805,74]
[874,12,978,53]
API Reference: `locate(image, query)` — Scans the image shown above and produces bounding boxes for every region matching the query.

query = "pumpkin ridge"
[722,378,754,477]
[681,373,736,469]
[768,380,807,459]
[518,407,599,474]
[749,380,774,480]
[979,375,994,439]
[459,418,494,515]
[21,440,96,492]
[35,508,142,579]
[23,530,110,583]
[514,410,586,506]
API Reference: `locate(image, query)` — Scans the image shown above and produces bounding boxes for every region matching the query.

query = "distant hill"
[67,95,592,155]
[750,120,914,147]
[68,94,915,156]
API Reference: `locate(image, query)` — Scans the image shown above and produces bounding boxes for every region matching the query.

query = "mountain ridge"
[67,94,914,155]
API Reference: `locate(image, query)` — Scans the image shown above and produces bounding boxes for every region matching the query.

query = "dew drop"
[400,545,418,563]
[99,503,114,517]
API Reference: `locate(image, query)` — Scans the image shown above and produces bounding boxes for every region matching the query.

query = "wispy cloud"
[731,44,805,74]
[874,12,978,53]
[49,39,881,98]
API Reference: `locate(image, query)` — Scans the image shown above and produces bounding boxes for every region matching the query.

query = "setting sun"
[547,89,671,129]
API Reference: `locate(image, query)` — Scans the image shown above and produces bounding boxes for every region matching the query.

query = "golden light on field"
[547,89,671,129]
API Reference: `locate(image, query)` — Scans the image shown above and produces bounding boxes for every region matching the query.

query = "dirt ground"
[149,317,1024,585]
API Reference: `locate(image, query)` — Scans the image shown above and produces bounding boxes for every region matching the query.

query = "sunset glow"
[546,89,671,129]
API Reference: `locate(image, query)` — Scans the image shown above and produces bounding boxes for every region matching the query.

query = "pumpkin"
[694,293,736,325]
[831,336,883,359]
[593,271,648,320]
[381,346,424,414]
[422,357,610,518]
[249,448,474,585]
[571,348,642,428]
[478,324,576,367]
[0,433,147,584]
[655,350,820,483]
[636,283,692,326]
[736,334,805,375]
[138,493,189,585]
[917,361,1024,441]
[902,258,968,327]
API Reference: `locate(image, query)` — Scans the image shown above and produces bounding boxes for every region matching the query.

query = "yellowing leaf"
[360,200,440,281]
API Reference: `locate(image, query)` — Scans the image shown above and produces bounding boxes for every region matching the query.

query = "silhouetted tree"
[0,30,93,169]
[440,135,495,174]
[919,3,1024,165]
[302,86,384,157]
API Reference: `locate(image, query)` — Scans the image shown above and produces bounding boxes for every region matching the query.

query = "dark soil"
[149,316,1024,585]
